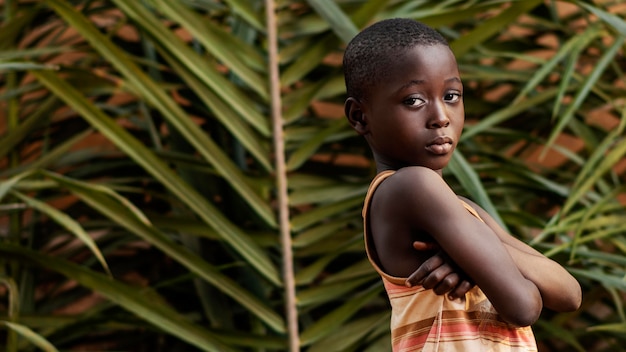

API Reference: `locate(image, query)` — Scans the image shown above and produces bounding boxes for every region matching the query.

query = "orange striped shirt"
[363,171,537,351]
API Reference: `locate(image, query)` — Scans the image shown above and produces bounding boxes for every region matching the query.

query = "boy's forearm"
[460,199,582,312]
[502,241,581,312]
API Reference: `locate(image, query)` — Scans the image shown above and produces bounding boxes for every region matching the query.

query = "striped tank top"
[363,170,537,351]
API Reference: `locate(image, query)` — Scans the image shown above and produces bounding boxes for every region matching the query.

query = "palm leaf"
[44,171,285,333]
[0,321,59,352]
[0,244,236,352]
[32,68,281,286]
[46,0,276,227]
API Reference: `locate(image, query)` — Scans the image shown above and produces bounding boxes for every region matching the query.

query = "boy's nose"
[428,103,450,128]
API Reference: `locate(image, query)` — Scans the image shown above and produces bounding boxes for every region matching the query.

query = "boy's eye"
[404,97,425,107]
[444,93,462,103]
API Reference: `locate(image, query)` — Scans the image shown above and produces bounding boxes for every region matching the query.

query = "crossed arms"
[369,166,581,326]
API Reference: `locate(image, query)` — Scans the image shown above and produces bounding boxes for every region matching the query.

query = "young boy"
[343,18,581,351]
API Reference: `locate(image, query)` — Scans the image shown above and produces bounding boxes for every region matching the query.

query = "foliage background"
[1,0,625,351]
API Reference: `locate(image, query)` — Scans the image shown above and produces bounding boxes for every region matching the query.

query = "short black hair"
[343,18,449,101]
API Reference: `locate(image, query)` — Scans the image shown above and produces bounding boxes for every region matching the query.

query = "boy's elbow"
[546,282,582,312]
[502,306,541,327]
[562,284,583,312]
[500,290,542,327]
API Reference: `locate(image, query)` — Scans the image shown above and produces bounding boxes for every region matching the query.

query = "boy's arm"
[463,198,582,312]
[375,167,542,326]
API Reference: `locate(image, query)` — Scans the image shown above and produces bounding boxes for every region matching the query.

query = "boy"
[343,18,581,351]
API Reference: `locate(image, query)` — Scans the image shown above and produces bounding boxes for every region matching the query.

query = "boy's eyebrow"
[399,77,462,90]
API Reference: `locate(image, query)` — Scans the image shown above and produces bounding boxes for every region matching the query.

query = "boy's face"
[348,44,464,174]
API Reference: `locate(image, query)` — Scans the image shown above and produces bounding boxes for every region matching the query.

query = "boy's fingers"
[448,280,475,300]
[433,272,460,295]
[422,265,453,291]
[412,241,439,251]
[405,255,445,287]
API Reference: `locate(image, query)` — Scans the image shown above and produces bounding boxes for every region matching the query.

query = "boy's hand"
[406,241,474,299]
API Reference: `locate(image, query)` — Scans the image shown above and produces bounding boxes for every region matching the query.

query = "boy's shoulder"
[377,166,449,197]
[371,166,454,217]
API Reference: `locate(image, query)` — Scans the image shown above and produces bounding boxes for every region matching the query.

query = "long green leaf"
[45,0,276,227]
[306,0,358,43]
[300,284,380,345]
[44,171,286,333]
[0,96,58,163]
[307,313,389,352]
[11,189,111,276]
[579,1,626,36]
[562,131,626,215]
[281,34,338,86]
[157,48,272,172]
[0,244,236,352]
[0,321,59,352]
[450,0,542,56]
[112,0,270,133]
[514,25,601,103]
[31,69,281,286]
[286,119,346,171]
[448,151,505,228]
[461,87,559,141]
[569,268,626,291]
[149,0,267,98]
[545,36,625,149]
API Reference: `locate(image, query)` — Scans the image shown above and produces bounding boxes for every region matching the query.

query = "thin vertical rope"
[265,1,299,351]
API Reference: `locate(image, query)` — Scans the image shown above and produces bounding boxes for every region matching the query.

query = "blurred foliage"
[0,0,625,351]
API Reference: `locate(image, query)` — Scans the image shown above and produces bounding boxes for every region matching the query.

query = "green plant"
[0,0,625,351]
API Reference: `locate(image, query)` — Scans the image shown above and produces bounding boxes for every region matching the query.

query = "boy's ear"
[345,97,369,135]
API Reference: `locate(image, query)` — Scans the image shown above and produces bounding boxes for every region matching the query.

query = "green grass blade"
[448,151,505,228]
[579,2,626,36]
[462,87,559,141]
[0,244,236,352]
[306,0,358,43]
[286,119,346,171]
[300,284,380,346]
[0,170,36,202]
[46,0,276,226]
[0,321,59,352]
[222,0,264,30]
[450,0,542,56]
[514,26,601,103]
[562,128,626,215]
[112,0,270,132]
[0,96,58,162]
[545,36,625,149]
[32,69,281,286]
[44,172,286,333]
[10,190,111,276]
[290,197,363,232]
[157,48,272,171]
[307,313,389,352]
[568,268,626,291]
[533,319,585,352]
[150,0,268,100]
[281,34,338,86]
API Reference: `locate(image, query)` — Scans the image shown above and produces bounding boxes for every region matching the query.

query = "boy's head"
[343,18,449,102]
[343,19,464,173]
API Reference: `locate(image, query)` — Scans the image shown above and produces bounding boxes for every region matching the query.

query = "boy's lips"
[425,136,453,155]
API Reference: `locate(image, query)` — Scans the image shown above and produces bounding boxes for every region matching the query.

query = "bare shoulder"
[373,167,454,227]
[379,166,450,200]
[367,167,444,277]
